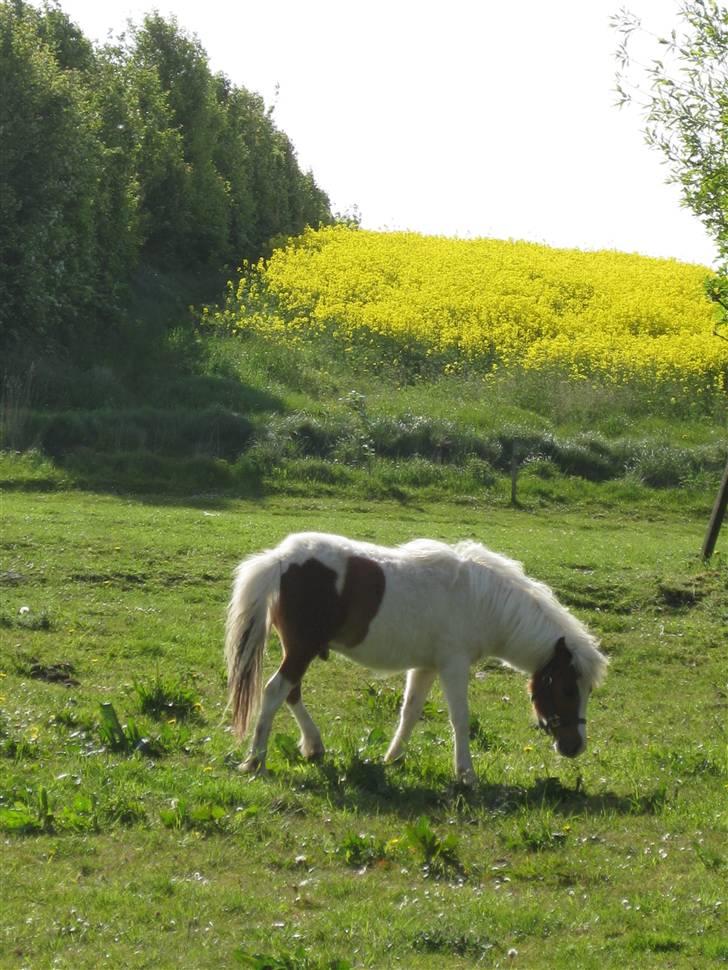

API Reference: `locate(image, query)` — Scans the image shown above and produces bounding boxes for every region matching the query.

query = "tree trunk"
[702,456,728,558]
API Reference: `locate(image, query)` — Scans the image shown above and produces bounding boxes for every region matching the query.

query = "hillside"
[3,229,727,507]
[213,227,725,406]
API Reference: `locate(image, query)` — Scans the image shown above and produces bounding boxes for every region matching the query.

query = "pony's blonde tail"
[225,549,281,738]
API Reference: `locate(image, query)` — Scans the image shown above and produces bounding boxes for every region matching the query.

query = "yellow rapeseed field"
[212,226,725,396]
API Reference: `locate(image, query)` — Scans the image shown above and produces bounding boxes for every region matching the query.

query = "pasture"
[0,488,725,968]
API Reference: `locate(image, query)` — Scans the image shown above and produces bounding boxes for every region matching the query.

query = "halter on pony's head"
[529,637,588,758]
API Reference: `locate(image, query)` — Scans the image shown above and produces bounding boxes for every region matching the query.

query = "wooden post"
[702,456,728,559]
[510,448,519,506]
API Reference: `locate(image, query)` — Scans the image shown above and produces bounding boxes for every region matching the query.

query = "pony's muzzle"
[555,728,586,758]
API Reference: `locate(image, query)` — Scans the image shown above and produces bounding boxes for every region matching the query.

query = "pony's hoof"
[456,769,477,788]
[301,743,325,762]
[239,756,267,776]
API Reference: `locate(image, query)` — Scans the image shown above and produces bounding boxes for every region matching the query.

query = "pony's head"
[529,637,591,758]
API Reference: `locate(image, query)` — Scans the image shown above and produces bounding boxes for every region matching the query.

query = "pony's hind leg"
[438,661,476,785]
[286,683,324,760]
[384,668,436,765]
[241,647,317,775]
[240,669,292,774]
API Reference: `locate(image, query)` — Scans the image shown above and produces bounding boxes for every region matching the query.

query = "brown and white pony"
[225,532,608,784]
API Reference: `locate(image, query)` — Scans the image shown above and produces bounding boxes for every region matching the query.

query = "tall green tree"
[0,1,332,359]
[83,51,143,298]
[0,1,100,351]
[614,2,727,301]
[130,13,230,266]
[213,75,256,260]
[614,1,728,555]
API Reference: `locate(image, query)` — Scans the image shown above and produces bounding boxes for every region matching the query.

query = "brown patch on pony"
[272,555,386,686]
[334,555,387,647]
[529,637,583,754]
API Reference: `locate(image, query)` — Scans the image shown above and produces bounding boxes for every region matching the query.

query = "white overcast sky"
[50,0,717,266]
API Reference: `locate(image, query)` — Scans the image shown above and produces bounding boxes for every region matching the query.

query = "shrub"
[552,434,622,481]
[30,407,253,459]
[627,444,699,487]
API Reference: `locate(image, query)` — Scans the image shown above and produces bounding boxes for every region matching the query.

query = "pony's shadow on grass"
[272,754,666,819]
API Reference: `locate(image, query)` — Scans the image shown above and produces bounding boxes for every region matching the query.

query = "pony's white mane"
[448,540,608,688]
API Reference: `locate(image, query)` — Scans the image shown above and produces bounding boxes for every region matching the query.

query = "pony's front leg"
[384,667,436,764]
[438,662,476,786]
[240,669,292,775]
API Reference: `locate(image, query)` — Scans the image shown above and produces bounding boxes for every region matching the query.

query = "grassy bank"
[3,227,727,512]
[2,328,728,506]
[0,489,725,968]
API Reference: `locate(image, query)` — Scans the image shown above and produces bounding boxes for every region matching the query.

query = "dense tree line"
[0,0,332,358]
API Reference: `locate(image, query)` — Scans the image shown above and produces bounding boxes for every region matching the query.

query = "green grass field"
[1,487,725,968]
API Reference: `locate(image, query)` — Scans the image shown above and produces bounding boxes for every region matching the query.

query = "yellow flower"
[214,227,723,397]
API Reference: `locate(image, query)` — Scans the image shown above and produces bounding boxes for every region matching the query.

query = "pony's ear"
[554,637,571,662]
